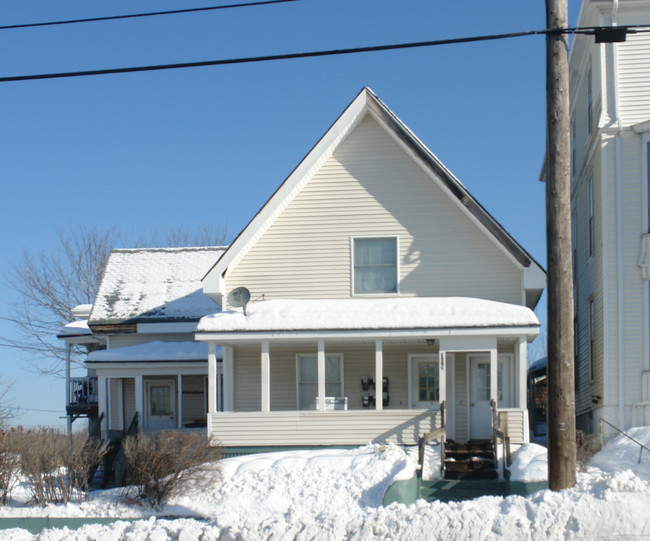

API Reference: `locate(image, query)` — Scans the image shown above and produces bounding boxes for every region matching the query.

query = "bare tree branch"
[2,224,228,377]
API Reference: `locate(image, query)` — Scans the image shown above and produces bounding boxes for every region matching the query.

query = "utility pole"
[545,0,576,490]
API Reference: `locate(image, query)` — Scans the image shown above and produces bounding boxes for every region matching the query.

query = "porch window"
[418,362,439,402]
[151,385,172,416]
[297,354,343,410]
[353,237,397,294]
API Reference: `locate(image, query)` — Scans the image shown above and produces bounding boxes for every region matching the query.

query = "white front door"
[409,355,439,409]
[145,379,176,430]
[469,356,492,439]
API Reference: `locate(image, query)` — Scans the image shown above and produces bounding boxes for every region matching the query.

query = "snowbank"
[5,429,650,539]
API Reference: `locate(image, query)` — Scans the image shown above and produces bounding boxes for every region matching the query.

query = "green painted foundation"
[222,445,358,459]
[0,517,141,535]
[383,473,548,506]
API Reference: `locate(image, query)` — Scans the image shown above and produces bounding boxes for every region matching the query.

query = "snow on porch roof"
[86,341,221,363]
[196,297,539,333]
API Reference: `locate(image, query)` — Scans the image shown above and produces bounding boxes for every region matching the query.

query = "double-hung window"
[297,354,343,410]
[353,237,398,294]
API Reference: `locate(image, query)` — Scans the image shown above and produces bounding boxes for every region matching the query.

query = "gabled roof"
[89,246,226,326]
[202,87,544,301]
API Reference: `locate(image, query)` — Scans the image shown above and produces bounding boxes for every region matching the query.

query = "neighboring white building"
[569,0,650,433]
[62,247,226,440]
[197,87,545,448]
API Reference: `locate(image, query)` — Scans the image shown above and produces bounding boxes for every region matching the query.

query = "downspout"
[611,0,625,428]
[65,342,71,437]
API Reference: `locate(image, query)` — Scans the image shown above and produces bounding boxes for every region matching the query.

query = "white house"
[569,0,650,434]
[196,87,545,449]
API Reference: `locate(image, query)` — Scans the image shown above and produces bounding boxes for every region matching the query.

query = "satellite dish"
[227,287,251,315]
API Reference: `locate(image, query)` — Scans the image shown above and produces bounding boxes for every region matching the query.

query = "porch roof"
[86,340,221,363]
[196,297,539,336]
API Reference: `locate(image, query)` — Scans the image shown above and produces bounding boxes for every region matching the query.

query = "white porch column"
[65,343,71,436]
[97,375,108,439]
[517,337,528,410]
[317,340,325,412]
[439,351,447,405]
[261,341,270,413]
[177,374,183,429]
[223,345,235,412]
[208,343,218,415]
[375,340,383,411]
[490,348,498,405]
[135,375,144,431]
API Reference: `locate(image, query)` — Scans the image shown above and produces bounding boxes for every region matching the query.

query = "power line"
[0,0,301,31]
[1,25,648,84]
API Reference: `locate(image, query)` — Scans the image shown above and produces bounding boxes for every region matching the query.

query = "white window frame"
[586,64,592,138]
[295,353,344,410]
[350,236,399,296]
[571,116,577,179]
[589,299,595,383]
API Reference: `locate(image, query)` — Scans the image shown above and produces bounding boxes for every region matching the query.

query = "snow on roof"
[528,356,547,373]
[197,297,539,333]
[59,319,91,336]
[86,340,220,363]
[89,247,226,325]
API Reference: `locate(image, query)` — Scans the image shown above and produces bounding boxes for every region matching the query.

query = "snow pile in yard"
[198,297,539,332]
[5,430,650,539]
[508,443,547,481]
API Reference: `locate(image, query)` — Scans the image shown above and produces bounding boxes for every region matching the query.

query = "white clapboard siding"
[617,15,650,125]
[209,409,441,446]
[497,408,525,444]
[226,114,521,304]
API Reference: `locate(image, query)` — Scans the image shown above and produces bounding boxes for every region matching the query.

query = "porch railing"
[418,401,446,474]
[491,399,512,478]
[69,377,98,406]
[600,418,650,463]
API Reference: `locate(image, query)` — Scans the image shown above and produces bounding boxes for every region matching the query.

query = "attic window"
[353,237,398,294]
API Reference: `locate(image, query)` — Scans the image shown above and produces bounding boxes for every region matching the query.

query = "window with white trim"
[297,354,343,410]
[586,65,592,137]
[571,116,577,179]
[589,299,595,382]
[353,237,397,294]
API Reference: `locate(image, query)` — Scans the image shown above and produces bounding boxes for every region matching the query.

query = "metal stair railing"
[418,401,446,475]
[599,418,650,463]
[491,399,511,478]
[110,412,139,487]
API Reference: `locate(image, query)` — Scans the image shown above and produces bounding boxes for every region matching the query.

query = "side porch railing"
[69,377,98,406]
[418,401,446,475]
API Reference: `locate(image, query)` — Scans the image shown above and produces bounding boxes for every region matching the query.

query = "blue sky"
[0,0,581,428]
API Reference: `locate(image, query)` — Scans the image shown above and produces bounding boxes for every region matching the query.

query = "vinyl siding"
[573,146,605,415]
[109,333,195,349]
[226,114,522,304]
[233,343,436,412]
[617,11,650,125]
[209,409,441,446]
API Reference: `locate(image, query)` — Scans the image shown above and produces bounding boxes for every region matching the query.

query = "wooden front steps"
[443,440,498,481]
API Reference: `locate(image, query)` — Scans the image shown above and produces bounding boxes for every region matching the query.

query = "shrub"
[14,428,108,505]
[122,431,220,509]
[576,429,598,472]
[0,429,20,504]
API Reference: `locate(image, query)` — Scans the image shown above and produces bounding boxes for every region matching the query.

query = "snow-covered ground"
[3,429,650,540]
